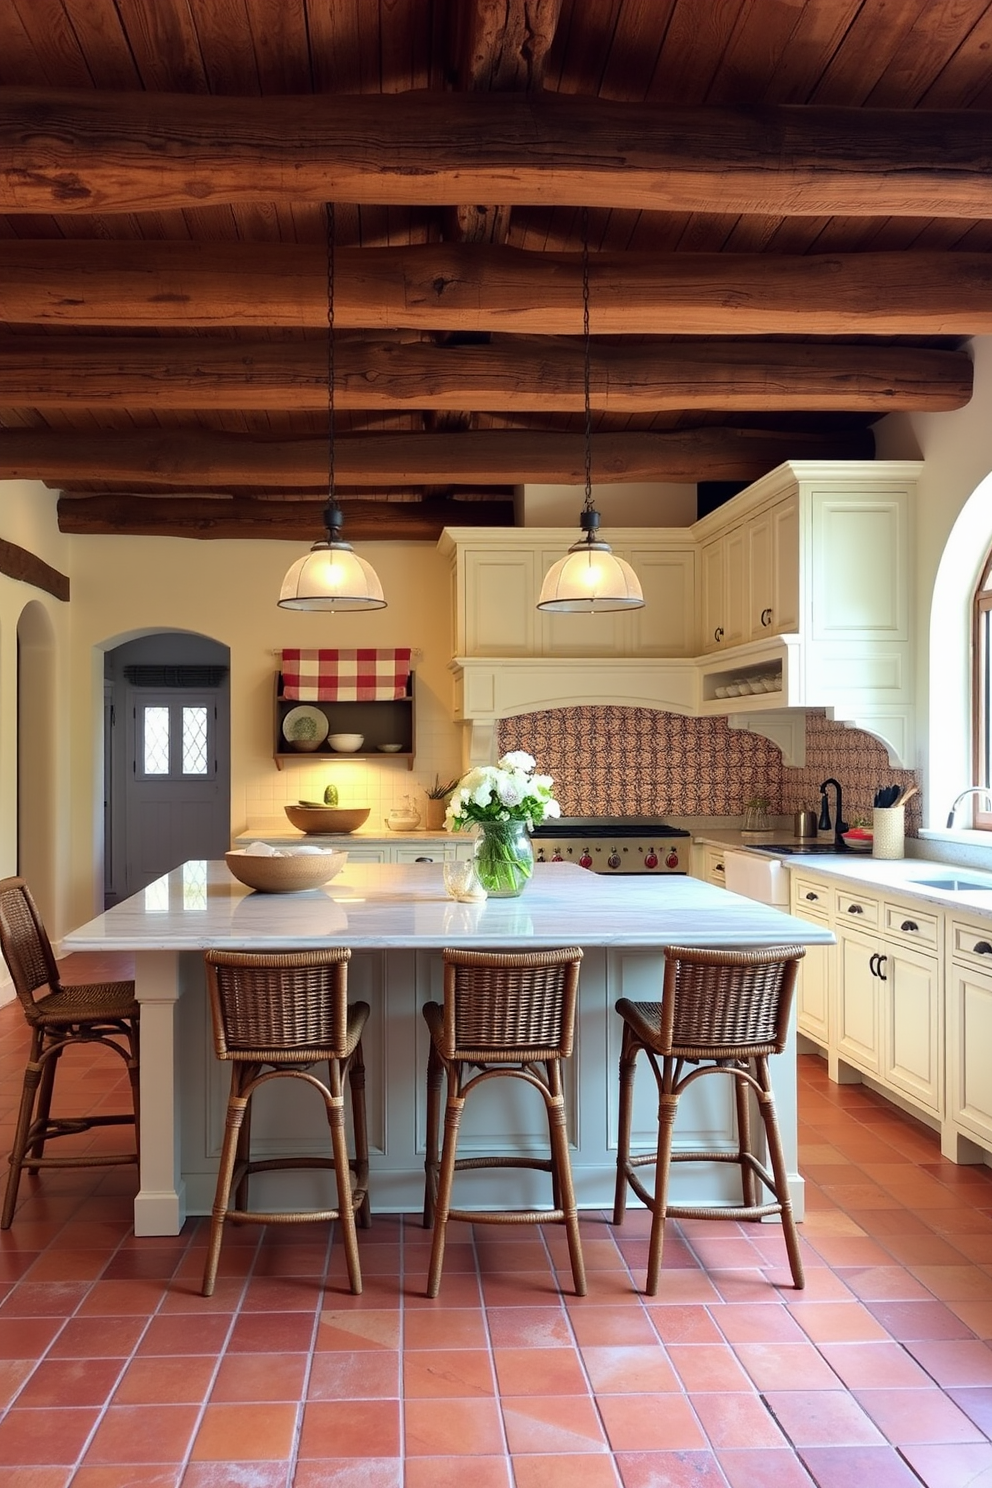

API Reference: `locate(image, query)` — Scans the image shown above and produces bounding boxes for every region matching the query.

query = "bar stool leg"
[347,1044,371,1229]
[2,1035,44,1228]
[755,1057,805,1289]
[546,1063,586,1296]
[26,1044,60,1169]
[202,1070,249,1297]
[734,1066,760,1211]
[427,1070,465,1300]
[613,1025,639,1225]
[646,1086,679,1297]
[327,1081,363,1295]
[423,1039,444,1229]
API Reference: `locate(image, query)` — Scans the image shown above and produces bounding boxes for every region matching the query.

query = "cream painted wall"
[521,481,697,527]
[63,534,465,929]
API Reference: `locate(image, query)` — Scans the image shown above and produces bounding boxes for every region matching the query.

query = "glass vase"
[472,820,534,898]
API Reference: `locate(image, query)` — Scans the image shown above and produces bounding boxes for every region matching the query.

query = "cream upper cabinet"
[700,524,746,653]
[461,548,537,656]
[747,494,800,640]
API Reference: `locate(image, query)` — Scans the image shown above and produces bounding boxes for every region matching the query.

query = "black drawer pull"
[805,891,819,902]
[714,626,724,642]
[847,903,864,914]
[901,920,919,933]
[869,952,879,976]
[877,954,888,981]
[761,608,773,626]
[974,941,992,956]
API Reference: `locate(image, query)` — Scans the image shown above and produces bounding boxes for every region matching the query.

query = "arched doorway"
[104,632,231,905]
[17,601,57,927]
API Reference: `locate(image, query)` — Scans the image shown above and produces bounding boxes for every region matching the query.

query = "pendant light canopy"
[537,210,644,615]
[278,204,386,613]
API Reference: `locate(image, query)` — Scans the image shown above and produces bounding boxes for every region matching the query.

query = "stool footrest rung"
[447,1207,566,1226]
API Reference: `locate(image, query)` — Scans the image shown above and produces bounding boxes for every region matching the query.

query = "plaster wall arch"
[16,600,58,930]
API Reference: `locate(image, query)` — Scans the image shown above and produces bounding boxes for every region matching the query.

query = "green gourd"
[323,783,339,805]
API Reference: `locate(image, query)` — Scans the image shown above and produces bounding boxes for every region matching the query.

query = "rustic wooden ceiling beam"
[2,88,992,217]
[0,335,970,413]
[1,426,874,487]
[56,495,515,541]
[3,242,989,335]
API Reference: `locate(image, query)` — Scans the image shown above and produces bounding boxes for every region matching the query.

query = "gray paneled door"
[122,688,230,898]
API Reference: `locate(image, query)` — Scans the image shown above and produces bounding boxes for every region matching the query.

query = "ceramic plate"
[281,705,329,746]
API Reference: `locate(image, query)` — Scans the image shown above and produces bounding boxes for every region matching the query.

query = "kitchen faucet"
[819,778,849,850]
[946,786,992,828]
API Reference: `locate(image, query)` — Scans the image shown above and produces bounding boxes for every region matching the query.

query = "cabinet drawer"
[793,877,830,919]
[883,900,940,951]
[950,919,992,970]
[835,889,879,928]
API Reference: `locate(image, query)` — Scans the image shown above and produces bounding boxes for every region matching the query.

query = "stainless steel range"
[530,817,690,875]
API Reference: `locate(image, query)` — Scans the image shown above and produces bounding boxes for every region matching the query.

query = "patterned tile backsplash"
[497,707,921,835]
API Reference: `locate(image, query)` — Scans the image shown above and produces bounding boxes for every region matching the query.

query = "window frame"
[972,546,992,829]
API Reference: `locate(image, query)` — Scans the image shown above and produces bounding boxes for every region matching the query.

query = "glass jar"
[472,821,535,898]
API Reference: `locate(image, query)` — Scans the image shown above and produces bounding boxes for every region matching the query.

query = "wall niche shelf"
[273,672,415,770]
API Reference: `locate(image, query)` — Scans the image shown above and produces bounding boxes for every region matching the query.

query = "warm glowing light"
[537,539,644,613]
[278,540,386,612]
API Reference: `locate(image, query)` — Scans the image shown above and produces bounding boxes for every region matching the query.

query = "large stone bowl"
[284,805,371,834]
[225,849,348,893]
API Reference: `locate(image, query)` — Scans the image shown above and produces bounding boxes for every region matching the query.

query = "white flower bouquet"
[445,752,561,896]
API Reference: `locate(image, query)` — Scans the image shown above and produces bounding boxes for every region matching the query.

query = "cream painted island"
[62,860,834,1236]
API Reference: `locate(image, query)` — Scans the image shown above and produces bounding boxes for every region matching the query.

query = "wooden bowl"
[284,804,370,834]
[225,849,348,893]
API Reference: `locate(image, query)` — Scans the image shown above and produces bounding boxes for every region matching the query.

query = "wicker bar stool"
[614,943,806,1295]
[0,876,140,1230]
[422,945,586,1299]
[201,947,370,1297]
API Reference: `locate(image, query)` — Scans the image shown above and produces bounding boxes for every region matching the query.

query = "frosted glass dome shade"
[278,540,386,611]
[537,539,645,613]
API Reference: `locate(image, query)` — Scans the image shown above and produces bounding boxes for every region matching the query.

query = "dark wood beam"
[3,425,874,487]
[0,335,970,413]
[3,242,990,336]
[0,536,69,600]
[2,88,992,217]
[56,495,515,541]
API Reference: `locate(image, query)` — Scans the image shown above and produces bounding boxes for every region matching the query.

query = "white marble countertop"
[694,832,992,919]
[235,828,456,845]
[63,860,835,953]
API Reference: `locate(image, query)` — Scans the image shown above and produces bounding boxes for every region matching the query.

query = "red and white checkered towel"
[281,649,412,702]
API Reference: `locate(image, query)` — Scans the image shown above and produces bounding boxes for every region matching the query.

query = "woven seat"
[201,947,370,1297]
[0,876,140,1230]
[614,943,806,1295]
[422,946,586,1298]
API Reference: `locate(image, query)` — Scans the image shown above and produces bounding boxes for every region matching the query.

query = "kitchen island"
[63,859,834,1236]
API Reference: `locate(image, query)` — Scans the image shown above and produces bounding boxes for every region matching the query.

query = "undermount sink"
[912,876,992,892]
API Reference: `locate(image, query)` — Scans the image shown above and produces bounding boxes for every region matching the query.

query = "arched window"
[973,546,992,829]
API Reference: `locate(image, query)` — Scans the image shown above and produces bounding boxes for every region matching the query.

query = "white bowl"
[327,733,364,753]
[225,849,347,893]
[377,743,403,753]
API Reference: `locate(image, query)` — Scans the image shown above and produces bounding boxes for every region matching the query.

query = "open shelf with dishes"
[274,672,415,769]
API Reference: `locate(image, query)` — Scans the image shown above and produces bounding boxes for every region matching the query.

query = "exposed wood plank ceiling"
[0,0,990,541]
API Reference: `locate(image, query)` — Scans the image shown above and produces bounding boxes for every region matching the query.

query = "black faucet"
[819,778,849,850]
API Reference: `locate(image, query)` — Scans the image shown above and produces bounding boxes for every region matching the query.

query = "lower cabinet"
[791,875,831,1046]
[947,917,992,1151]
[881,939,941,1116]
[837,924,881,1074]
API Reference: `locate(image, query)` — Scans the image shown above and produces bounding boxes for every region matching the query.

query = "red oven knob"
[644,851,658,869]
[607,852,622,869]
[578,852,593,869]
[666,852,680,869]
[551,852,564,863]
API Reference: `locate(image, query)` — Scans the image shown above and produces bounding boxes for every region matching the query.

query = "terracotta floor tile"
[763,1389,885,1446]
[866,1300,975,1341]
[718,1447,817,1488]
[298,1399,402,1458]
[713,1303,807,1344]
[403,1396,504,1456]
[113,1355,216,1405]
[493,1345,589,1396]
[73,1470,181,1488]
[798,1445,928,1487]
[945,1386,992,1435]
[225,1310,316,1354]
[666,1342,753,1392]
[639,1269,721,1305]
[501,1394,607,1454]
[306,1349,399,1400]
[598,1393,707,1452]
[404,1456,511,1488]
[0,1469,73,1488]
[315,1308,400,1351]
[787,1301,889,1344]
[944,1298,992,1336]
[48,1313,146,1357]
[0,1315,64,1358]
[892,1442,992,1488]
[0,1405,100,1465]
[817,1340,932,1389]
[692,1390,787,1449]
[904,1337,992,1387]
[293,1460,401,1488]
[83,1403,201,1464]
[180,1466,286,1488]
[909,1265,992,1302]
[615,1450,727,1488]
[404,1346,495,1398]
[512,1453,620,1487]
[0,1356,35,1408]
[16,1357,124,1408]
[568,1307,658,1348]
[403,1306,488,1349]
[580,1344,679,1394]
[853,1386,985,1444]
[206,1350,309,1404]
[643,1304,724,1344]
[733,1340,842,1391]
[0,1280,90,1316]
[241,1276,323,1312]
[839,1265,933,1301]
[484,1305,573,1348]
[190,1401,298,1461]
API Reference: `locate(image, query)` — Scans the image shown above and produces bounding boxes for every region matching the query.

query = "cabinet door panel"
[883,948,941,1115]
[537,547,627,657]
[797,938,830,1046]
[811,493,908,642]
[626,548,697,657]
[465,552,536,655]
[949,966,992,1146]
[837,930,880,1073]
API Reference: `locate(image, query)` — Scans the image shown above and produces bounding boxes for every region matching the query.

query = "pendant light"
[536,209,644,614]
[278,203,386,612]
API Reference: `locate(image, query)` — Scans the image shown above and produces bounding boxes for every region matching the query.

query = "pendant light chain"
[326,200,336,507]
[582,204,593,514]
